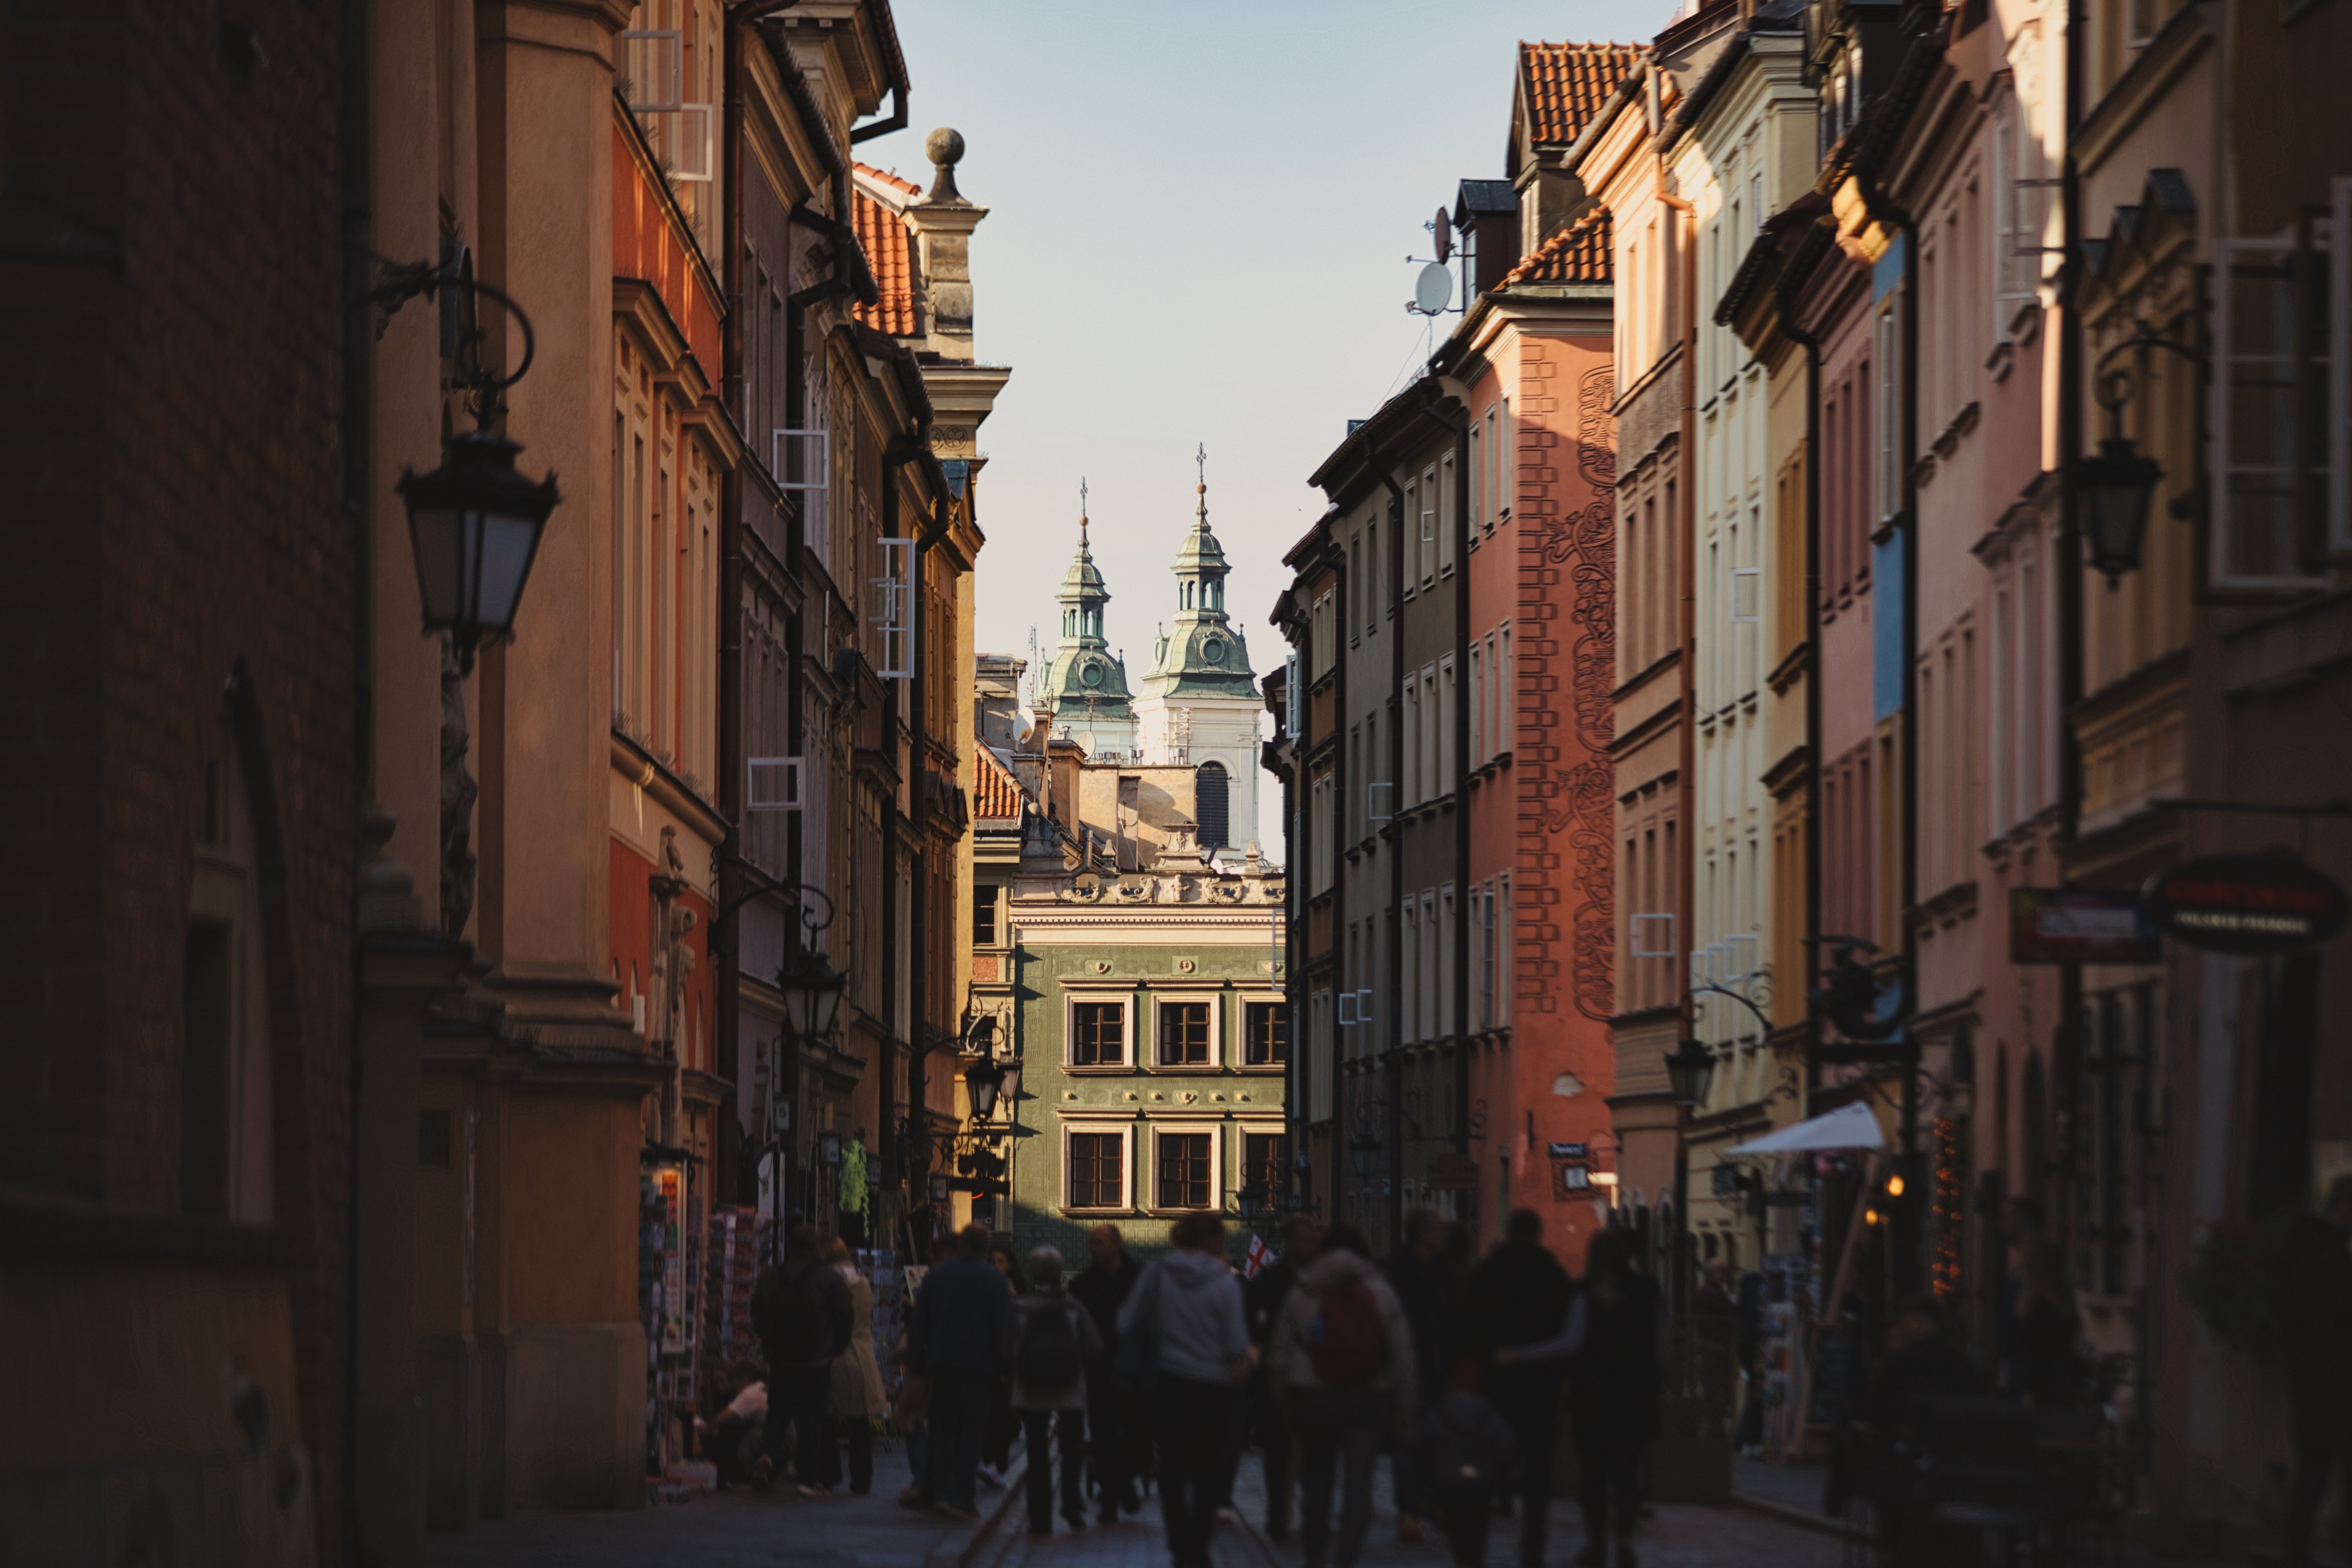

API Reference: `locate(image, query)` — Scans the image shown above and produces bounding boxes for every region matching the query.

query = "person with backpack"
[1118,1211,1252,1568]
[1408,1382,1519,1568]
[749,1223,854,1495]
[1463,1209,1573,1568]
[1011,1244,1105,1535]
[1269,1223,1417,1568]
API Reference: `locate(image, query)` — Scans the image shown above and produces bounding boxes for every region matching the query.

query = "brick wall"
[1,0,355,1550]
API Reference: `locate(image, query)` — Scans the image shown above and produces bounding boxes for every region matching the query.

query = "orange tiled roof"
[973,746,1027,821]
[1503,205,1613,287]
[850,180,918,336]
[858,162,923,197]
[1519,42,1645,146]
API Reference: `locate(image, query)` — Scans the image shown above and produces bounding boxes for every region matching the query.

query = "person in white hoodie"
[1118,1211,1252,1568]
[1269,1224,1418,1568]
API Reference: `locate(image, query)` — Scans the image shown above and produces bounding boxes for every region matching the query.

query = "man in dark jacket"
[751,1223,853,1494]
[1464,1209,1573,1568]
[904,1223,1016,1519]
[1385,1209,1460,1543]
[2282,1175,2352,1566]
[1241,1215,1320,1538]
[1070,1222,1143,1522]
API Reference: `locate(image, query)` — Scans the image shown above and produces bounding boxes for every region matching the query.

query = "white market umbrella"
[1723,1100,1884,1156]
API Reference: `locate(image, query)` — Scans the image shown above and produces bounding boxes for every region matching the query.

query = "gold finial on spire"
[1079,476,1089,539]
[1195,442,1207,495]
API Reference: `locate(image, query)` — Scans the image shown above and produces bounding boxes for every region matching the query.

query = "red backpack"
[1307,1277,1389,1385]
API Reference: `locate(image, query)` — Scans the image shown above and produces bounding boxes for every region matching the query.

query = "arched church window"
[185,706,274,1222]
[1196,760,1229,849]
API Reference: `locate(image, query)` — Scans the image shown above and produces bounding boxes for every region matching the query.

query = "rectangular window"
[1244,1001,1287,1065]
[1157,1131,1212,1210]
[1243,1131,1288,1200]
[1498,625,1514,753]
[2216,225,2334,586]
[1477,885,1496,1029]
[1875,300,1902,523]
[1073,1001,1127,1067]
[1069,1132,1124,1210]
[1439,452,1457,573]
[1437,656,1456,791]
[1470,643,1486,764]
[972,885,998,947]
[1498,397,1513,515]
[1158,1001,1212,1066]
[1471,416,1485,531]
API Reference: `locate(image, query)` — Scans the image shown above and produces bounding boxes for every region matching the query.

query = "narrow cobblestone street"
[421,1444,1846,1568]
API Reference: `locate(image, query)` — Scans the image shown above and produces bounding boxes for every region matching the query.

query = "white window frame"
[619,29,682,113]
[1729,565,1762,623]
[1061,1119,1134,1214]
[1338,990,1360,1027]
[1285,651,1302,739]
[1875,295,1902,523]
[1150,990,1224,1071]
[1439,452,1457,574]
[1497,874,1512,1026]
[671,102,715,181]
[1632,912,1678,958]
[771,428,829,491]
[1062,987,1136,1070]
[1149,1122,1222,1213]
[746,755,802,811]
[872,536,913,678]
[1437,655,1457,790]
[1367,779,1394,824]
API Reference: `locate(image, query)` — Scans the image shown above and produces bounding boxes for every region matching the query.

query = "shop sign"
[2144,853,2350,955]
[1547,1142,1589,1158]
[2009,887,2158,964]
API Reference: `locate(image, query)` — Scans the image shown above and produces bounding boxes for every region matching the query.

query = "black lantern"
[1664,1039,1717,1109]
[777,944,847,1044]
[997,1057,1022,1111]
[2076,436,2162,585]
[1349,1132,1381,1179]
[966,1057,1005,1121]
[818,1129,842,1167]
[1236,1182,1265,1221]
[397,430,559,673]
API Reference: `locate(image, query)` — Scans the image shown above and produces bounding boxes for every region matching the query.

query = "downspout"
[1853,143,1921,1167]
[339,0,374,1552]
[1429,379,1475,1158]
[1329,546,1349,1220]
[1771,259,1826,1112]
[1659,170,1699,1316]
[2054,0,2088,1267]
[1382,457,1407,1259]
[902,441,951,1244]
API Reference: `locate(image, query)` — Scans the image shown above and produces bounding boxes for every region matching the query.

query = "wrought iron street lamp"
[397,430,559,674]
[1236,1182,1265,1222]
[2077,436,2162,585]
[1665,1038,1717,1109]
[967,1056,1006,1121]
[777,944,847,1044]
[1349,1132,1381,1180]
[929,1172,951,1204]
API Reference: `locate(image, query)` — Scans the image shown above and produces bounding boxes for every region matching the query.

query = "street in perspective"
[5,2,2350,1567]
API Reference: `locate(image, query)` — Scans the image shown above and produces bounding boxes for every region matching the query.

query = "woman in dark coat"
[1499,1227,1661,1568]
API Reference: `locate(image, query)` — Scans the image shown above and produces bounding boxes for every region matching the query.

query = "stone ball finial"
[925,127,965,167]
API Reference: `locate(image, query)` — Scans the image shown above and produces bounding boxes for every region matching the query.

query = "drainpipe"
[1770,261,1826,1112]
[339,0,374,1551]
[1659,169,1699,1315]
[900,439,951,1244]
[1379,452,1407,1259]
[1852,150,1920,1167]
[1328,545,1349,1220]
[1430,378,1475,1159]
[2054,0,2088,1267]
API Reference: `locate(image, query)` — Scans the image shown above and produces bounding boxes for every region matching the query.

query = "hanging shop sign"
[1559,1165,1593,1192]
[2143,853,2350,956]
[2010,887,2160,964]
[1547,1142,1590,1159]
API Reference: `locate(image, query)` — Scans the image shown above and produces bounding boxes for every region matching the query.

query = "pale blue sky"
[869,0,1655,844]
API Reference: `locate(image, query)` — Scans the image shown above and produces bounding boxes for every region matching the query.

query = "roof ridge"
[851,160,924,196]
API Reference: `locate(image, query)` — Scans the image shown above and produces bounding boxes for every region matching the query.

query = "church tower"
[1036,489,1137,760]
[1136,452,1261,850]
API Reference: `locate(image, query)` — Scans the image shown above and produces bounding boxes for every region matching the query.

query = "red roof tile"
[973,746,1027,821]
[857,161,923,197]
[1503,205,1613,287]
[849,181,918,336]
[1518,42,1645,147]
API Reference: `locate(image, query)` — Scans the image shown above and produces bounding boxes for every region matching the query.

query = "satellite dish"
[1433,208,1454,263]
[1413,260,1452,316]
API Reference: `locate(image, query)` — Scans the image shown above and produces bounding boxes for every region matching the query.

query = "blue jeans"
[925,1368,997,1512]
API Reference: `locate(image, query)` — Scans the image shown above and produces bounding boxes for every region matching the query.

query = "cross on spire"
[1195,443,1207,492]
[1078,476,1089,540]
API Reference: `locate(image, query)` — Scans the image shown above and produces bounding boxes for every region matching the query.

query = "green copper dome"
[1142,479,1255,699]
[1040,514,1135,719]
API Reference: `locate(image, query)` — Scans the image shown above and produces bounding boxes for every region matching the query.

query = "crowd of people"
[722,1208,1670,1568]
